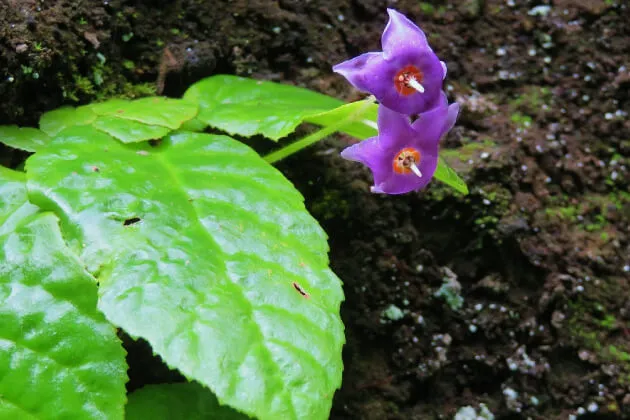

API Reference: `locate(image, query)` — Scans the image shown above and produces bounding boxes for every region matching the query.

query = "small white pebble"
[483,199,491,205]
[588,402,599,412]
[469,324,478,333]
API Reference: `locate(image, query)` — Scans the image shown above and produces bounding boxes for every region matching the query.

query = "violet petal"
[382,8,429,60]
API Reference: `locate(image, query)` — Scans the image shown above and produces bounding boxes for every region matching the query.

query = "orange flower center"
[393,148,421,174]
[394,65,424,96]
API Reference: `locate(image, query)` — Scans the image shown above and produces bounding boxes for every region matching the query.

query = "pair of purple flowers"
[334,9,459,194]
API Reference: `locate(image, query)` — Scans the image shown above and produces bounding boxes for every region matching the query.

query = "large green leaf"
[0,167,127,419]
[126,383,249,420]
[183,75,349,140]
[0,167,39,234]
[0,126,51,152]
[26,128,345,420]
[39,97,198,143]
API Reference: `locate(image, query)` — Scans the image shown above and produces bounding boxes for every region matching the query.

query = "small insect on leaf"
[292,282,310,299]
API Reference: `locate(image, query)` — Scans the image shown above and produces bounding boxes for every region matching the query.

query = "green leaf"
[126,383,249,420]
[183,75,345,141]
[26,127,345,420]
[39,105,97,136]
[434,157,469,195]
[0,125,52,152]
[0,167,39,234]
[89,97,198,130]
[39,97,198,143]
[92,116,171,143]
[304,100,378,140]
[0,168,127,420]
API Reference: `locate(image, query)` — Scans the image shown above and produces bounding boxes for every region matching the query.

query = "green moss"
[599,314,617,330]
[310,190,350,221]
[510,86,552,114]
[543,191,629,233]
[510,112,533,128]
[566,288,630,386]
[419,3,436,15]
[122,60,136,70]
[545,206,578,222]
[441,138,497,162]
[606,345,630,362]
[61,58,156,103]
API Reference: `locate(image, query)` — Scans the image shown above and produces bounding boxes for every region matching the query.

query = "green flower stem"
[264,96,376,164]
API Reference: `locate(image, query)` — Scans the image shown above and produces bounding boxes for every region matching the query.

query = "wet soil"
[1,0,629,418]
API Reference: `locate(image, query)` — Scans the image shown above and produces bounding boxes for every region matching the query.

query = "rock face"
[1,1,629,419]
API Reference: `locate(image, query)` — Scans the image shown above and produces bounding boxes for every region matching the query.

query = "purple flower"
[341,95,459,194]
[333,8,446,115]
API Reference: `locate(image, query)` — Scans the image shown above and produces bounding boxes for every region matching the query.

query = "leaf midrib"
[153,150,299,419]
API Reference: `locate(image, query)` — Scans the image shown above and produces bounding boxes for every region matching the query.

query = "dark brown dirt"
[1,0,629,419]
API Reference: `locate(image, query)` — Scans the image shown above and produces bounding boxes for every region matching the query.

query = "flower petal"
[377,49,445,114]
[410,92,451,146]
[443,102,460,135]
[372,152,439,194]
[340,136,392,185]
[376,105,413,151]
[440,61,447,79]
[332,52,393,100]
[340,135,383,164]
[382,9,430,60]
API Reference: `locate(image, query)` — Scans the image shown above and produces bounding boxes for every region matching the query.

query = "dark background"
[1,0,629,418]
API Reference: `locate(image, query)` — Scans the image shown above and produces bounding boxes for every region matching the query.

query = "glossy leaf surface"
[126,383,249,420]
[183,75,347,140]
[304,100,378,140]
[39,97,197,143]
[433,157,469,195]
[0,125,51,152]
[0,167,127,419]
[26,128,345,420]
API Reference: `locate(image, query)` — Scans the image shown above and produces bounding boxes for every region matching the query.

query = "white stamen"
[362,119,378,129]
[410,162,423,178]
[407,77,425,93]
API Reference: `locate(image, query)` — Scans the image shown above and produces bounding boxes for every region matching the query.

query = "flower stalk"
[264,96,376,164]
